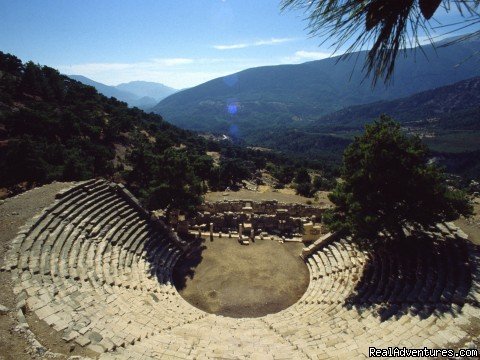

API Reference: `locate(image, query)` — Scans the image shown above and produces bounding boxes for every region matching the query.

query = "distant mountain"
[249,76,480,179]
[68,76,176,110]
[133,96,159,109]
[0,50,321,199]
[310,76,480,130]
[153,35,480,138]
[116,81,176,102]
[69,75,139,104]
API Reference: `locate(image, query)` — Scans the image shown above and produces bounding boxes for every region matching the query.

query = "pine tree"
[324,115,473,240]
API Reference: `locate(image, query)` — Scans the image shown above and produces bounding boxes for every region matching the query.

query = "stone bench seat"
[306,257,319,280]
[6,179,480,359]
[105,212,143,246]
[41,188,116,256]
[54,179,97,200]
[119,223,150,263]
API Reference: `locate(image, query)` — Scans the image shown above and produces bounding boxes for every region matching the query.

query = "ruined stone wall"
[198,200,325,218]
[192,200,326,234]
[193,212,303,233]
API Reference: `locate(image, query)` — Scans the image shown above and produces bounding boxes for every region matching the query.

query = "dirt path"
[173,236,309,318]
[0,182,95,359]
[456,197,480,246]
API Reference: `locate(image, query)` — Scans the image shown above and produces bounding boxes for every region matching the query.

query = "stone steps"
[5,179,480,359]
[5,180,205,355]
[262,229,480,358]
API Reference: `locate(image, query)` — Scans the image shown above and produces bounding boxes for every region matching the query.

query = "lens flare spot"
[227,103,238,115]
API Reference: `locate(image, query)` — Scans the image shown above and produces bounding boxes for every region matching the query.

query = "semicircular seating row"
[261,227,480,358]
[4,179,207,353]
[4,179,480,359]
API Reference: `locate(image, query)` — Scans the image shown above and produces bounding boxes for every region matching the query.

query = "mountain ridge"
[247,75,480,179]
[68,75,176,110]
[116,81,177,101]
[153,37,480,137]
[310,76,480,130]
[68,75,138,104]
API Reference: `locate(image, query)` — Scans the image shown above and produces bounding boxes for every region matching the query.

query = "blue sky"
[1,0,478,88]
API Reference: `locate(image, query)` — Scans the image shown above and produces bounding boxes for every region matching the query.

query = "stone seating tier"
[3,179,480,359]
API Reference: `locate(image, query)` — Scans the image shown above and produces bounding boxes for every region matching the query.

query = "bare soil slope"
[456,196,480,246]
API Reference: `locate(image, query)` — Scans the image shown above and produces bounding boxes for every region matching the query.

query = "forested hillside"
[153,36,480,139]
[255,76,480,180]
[310,76,480,131]
[0,52,327,210]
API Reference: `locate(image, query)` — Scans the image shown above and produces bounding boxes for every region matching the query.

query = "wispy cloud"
[213,37,295,50]
[283,50,332,63]
[214,43,249,50]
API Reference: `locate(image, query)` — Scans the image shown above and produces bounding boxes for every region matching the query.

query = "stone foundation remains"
[189,200,326,237]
